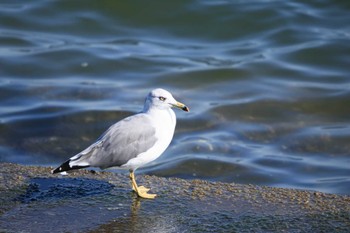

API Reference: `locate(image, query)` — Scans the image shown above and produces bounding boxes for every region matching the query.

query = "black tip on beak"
[174,101,189,112]
[182,106,190,112]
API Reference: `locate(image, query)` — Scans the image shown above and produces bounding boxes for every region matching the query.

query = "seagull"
[52,88,189,199]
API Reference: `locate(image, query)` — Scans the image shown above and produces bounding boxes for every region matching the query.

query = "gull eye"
[158,96,166,101]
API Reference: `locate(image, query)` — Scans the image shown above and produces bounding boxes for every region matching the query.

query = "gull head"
[144,88,189,112]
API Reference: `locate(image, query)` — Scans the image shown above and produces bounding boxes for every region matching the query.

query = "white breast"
[121,108,176,170]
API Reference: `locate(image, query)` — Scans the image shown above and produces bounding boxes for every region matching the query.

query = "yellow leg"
[129,170,156,199]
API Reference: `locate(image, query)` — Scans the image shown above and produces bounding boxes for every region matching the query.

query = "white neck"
[145,106,176,128]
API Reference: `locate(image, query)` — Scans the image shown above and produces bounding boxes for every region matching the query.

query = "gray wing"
[79,113,157,169]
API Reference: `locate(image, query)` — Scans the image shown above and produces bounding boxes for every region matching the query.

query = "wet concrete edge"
[1,162,349,232]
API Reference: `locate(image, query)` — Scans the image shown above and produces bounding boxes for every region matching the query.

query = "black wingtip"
[51,160,90,174]
[52,160,71,174]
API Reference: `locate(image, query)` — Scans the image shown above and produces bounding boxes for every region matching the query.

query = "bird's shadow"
[16,177,115,204]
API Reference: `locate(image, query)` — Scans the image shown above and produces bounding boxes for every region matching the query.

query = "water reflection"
[90,196,181,233]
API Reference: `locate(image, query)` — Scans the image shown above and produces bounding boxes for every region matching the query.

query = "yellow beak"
[172,101,190,112]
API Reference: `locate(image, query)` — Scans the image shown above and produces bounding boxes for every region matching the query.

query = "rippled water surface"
[1,0,349,195]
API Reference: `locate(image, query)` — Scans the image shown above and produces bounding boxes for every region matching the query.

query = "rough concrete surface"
[0,163,349,232]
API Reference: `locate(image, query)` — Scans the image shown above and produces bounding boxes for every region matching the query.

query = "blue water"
[1,0,349,195]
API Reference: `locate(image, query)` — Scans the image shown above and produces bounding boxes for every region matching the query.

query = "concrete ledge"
[1,162,349,232]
